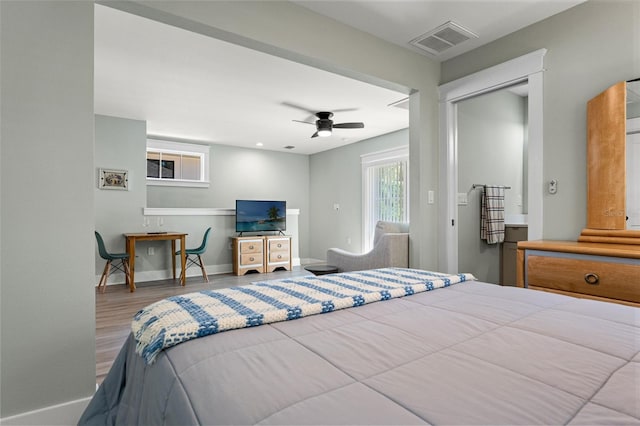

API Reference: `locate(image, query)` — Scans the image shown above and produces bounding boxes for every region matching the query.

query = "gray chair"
[327,221,409,272]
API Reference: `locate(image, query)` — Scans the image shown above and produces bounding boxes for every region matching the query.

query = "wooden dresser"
[515,80,640,307]
[232,236,266,276]
[265,236,292,273]
[517,240,640,306]
[232,235,292,276]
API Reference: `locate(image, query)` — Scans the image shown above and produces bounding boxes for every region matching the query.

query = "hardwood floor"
[95,267,312,384]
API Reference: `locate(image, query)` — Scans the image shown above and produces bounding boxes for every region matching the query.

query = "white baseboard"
[97,258,303,286]
[0,396,91,426]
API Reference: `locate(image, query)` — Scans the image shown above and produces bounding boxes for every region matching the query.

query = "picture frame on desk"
[99,168,128,190]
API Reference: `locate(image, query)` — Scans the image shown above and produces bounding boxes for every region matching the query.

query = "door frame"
[437,49,546,274]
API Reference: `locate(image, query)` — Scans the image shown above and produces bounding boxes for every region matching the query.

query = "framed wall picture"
[99,168,128,190]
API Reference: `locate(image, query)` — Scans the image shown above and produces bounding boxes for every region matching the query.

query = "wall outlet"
[147,247,155,256]
[227,242,233,250]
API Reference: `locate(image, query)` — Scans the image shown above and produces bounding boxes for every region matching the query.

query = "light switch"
[457,193,468,205]
[428,190,435,204]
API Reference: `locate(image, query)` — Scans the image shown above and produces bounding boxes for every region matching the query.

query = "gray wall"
[457,90,526,283]
[442,0,640,241]
[1,1,95,417]
[95,115,147,276]
[308,129,409,261]
[95,116,307,280]
[148,143,310,259]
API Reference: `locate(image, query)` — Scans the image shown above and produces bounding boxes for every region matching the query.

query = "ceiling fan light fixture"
[316,118,333,137]
[293,110,364,139]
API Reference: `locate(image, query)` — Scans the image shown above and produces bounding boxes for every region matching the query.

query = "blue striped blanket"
[132,268,475,364]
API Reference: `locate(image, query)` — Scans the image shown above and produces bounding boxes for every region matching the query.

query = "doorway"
[438,49,546,274]
[456,84,528,283]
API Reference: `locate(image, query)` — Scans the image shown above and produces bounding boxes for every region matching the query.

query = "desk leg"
[126,237,136,292]
[171,240,176,280]
[180,236,186,286]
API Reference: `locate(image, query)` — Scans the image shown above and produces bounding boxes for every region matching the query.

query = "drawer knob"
[277,254,282,259]
[584,273,599,285]
[277,243,282,248]
[249,245,254,250]
[249,257,254,262]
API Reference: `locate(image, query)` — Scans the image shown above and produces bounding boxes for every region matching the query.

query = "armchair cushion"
[327,221,409,273]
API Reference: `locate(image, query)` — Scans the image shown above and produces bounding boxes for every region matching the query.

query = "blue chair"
[95,231,131,293]
[176,227,212,283]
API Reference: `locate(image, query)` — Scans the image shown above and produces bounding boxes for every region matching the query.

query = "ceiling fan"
[293,111,365,138]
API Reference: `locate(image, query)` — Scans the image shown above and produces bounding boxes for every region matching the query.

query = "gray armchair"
[327,221,409,273]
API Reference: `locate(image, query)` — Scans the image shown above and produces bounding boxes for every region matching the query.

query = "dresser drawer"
[527,255,640,303]
[268,239,290,252]
[240,253,263,266]
[269,251,290,263]
[239,240,263,254]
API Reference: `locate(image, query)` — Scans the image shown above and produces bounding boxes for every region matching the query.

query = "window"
[146,139,210,187]
[362,146,409,250]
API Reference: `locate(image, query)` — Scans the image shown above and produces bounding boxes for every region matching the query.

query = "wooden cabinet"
[232,237,265,276]
[232,236,292,276]
[585,81,626,230]
[265,236,292,273]
[514,81,640,307]
[517,240,640,306]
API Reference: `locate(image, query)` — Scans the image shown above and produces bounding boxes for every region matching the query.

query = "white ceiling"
[293,1,585,62]
[94,1,584,155]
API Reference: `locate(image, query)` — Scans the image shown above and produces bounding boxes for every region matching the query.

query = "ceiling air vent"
[410,21,478,56]
[284,145,296,150]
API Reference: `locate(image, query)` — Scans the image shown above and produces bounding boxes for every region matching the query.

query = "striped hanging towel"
[480,185,505,244]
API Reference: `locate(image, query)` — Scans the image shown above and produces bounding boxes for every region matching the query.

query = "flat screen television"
[235,200,286,233]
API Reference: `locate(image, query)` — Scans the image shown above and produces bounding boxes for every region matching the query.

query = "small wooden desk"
[123,232,187,292]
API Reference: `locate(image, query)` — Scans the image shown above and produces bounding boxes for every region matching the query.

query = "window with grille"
[361,146,409,250]
[146,139,210,188]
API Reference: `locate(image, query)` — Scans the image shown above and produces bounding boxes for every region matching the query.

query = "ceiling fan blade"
[333,122,364,129]
[311,132,319,138]
[292,119,315,125]
[331,107,359,114]
[281,101,316,114]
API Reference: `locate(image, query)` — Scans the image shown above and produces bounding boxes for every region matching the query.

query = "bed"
[79,268,640,425]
